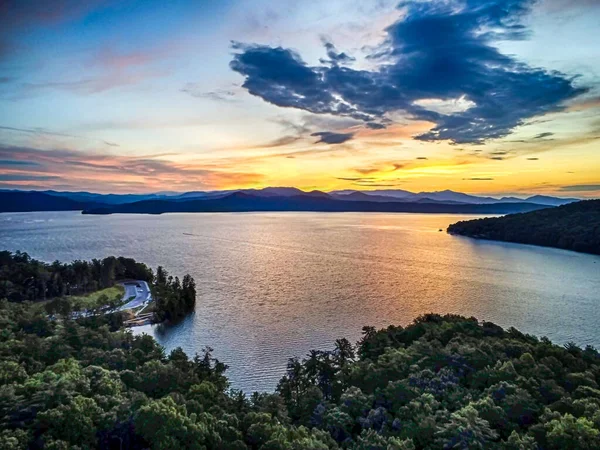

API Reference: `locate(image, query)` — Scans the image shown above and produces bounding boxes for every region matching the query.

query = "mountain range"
[0,187,581,214]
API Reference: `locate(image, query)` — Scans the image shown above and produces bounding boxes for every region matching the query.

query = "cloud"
[311,131,354,144]
[566,96,600,112]
[0,125,78,139]
[20,71,163,96]
[416,157,428,160]
[320,40,356,65]
[0,125,119,147]
[533,132,554,139]
[539,0,600,12]
[9,45,173,98]
[336,177,376,182]
[0,159,40,167]
[353,182,405,187]
[230,0,586,144]
[95,47,158,71]
[0,174,61,182]
[335,175,407,187]
[490,156,505,160]
[527,157,539,160]
[181,84,238,102]
[230,43,346,116]
[365,122,387,130]
[260,135,304,148]
[354,167,380,175]
[0,145,264,192]
[463,177,494,181]
[558,184,600,192]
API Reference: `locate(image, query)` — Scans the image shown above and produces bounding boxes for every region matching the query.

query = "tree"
[545,414,600,449]
[134,397,208,450]
[435,405,498,449]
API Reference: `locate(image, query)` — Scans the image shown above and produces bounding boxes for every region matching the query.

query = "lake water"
[1,211,599,392]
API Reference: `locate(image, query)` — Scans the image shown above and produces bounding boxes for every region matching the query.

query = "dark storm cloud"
[311,131,355,144]
[230,0,587,144]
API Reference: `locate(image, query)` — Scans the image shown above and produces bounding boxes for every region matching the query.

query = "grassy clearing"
[67,285,125,310]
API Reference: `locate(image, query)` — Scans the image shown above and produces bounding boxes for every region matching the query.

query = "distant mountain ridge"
[329,189,579,206]
[0,191,100,213]
[0,187,582,213]
[81,192,551,215]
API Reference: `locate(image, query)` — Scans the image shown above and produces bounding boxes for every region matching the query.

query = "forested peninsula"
[448,199,600,255]
[2,252,600,448]
[0,251,196,324]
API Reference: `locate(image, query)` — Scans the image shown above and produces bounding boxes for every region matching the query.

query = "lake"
[1,211,599,392]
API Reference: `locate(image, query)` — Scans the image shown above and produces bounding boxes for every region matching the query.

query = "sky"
[0,0,599,197]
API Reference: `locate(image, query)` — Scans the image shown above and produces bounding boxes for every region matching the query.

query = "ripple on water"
[1,211,599,392]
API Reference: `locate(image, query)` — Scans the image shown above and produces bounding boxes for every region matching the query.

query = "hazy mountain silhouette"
[0,191,99,212]
[0,187,580,213]
[82,192,551,215]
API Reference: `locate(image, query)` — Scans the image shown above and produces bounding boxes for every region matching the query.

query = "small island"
[448,199,600,255]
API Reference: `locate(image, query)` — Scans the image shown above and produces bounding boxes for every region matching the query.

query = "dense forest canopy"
[0,251,153,302]
[447,199,600,255]
[0,251,196,324]
[152,266,197,323]
[1,295,600,448]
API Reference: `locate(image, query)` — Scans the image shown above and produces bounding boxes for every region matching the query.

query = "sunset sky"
[0,0,599,197]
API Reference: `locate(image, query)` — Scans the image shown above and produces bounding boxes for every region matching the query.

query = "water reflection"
[1,211,599,392]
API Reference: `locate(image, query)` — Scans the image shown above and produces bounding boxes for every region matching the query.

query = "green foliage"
[0,251,154,302]
[277,313,600,449]
[152,267,197,322]
[2,274,600,450]
[544,414,600,449]
[44,286,125,316]
[0,298,237,449]
[1,251,197,325]
[448,199,600,254]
